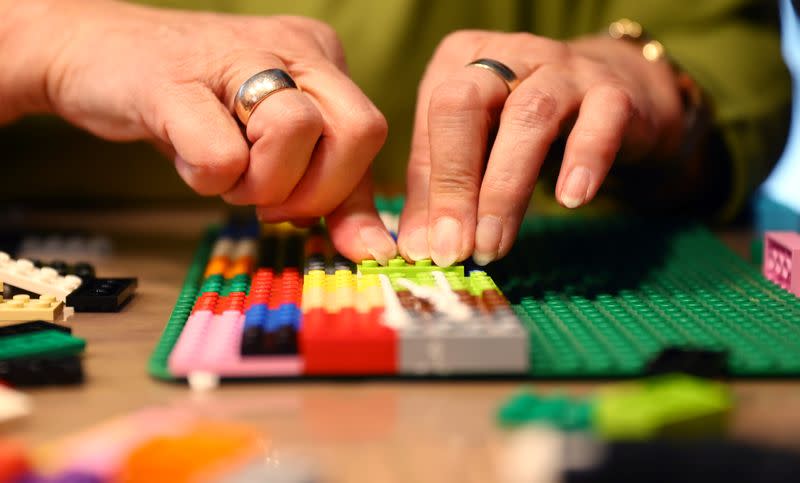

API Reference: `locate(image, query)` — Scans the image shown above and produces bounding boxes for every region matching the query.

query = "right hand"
[1,0,396,263]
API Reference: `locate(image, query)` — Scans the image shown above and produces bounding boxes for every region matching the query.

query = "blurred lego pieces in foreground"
[4,407,316,483]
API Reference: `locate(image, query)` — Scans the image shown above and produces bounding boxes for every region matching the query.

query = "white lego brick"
[0,294,65,323]
[0,252,81,301]
[0,386,31,424]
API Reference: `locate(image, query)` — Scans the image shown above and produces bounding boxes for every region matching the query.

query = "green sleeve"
[604,0,791,219]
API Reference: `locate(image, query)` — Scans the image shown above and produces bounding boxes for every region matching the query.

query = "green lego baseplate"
[149,196,800,379]
[0,330,86,360]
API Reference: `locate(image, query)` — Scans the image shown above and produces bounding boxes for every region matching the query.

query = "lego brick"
[0,320,71,336]
[389,271,529,375]
[66,277,137,312]
[0,440,30,483]
[594,374,732,440]
[358,257,464,278]
[0,295,66,323]
[645,347,728,378]
[18,234,112,260]
[564,440,800,483]
[168,310,302,378]
[0,252,82,301]
[300,308,396,375]
[763,231,800,296]
[496,390,595,430]
[0,355,84,386]
[0,330,86,361]
[0,386,32,424]
[32,260,96,279]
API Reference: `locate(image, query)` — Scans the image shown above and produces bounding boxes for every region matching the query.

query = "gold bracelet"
[608,19,709,161]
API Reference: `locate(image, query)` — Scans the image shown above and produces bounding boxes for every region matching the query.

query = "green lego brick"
[358,257,464,278]
[492,218,800,377]
[0,330,85,360]
[496,389,595,431]
[594,374,733,440]
[148,227,218,380]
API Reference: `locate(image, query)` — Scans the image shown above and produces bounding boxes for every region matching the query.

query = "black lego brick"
[0,320,71,336]
[66,277,137,312]
[0,354,84,386]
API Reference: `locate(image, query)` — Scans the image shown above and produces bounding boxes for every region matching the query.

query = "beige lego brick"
[0,294,65,322]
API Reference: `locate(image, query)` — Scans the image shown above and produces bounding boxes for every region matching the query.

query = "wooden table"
[6,209,800,483]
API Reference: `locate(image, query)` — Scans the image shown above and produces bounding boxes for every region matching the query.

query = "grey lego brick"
[398,313,529,375]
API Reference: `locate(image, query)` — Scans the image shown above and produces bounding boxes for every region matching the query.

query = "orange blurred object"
[115,422,264,483]
[0,440,30,483]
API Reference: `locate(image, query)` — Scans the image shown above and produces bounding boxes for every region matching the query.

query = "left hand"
[397,30,687,266]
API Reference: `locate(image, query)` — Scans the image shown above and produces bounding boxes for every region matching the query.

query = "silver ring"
[466,58,520,93]
[234,69,298,125]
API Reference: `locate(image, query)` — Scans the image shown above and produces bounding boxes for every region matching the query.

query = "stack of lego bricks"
[164,220,529,379]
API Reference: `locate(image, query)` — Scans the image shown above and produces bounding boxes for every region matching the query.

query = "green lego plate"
[149,198,800,380]
[493,218,800,377]
[0,330,86,360]
[147,226,218,380]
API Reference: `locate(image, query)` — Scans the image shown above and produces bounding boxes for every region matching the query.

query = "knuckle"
[351,108,389,148]
[430,168,480,196]
[505,88,558,131]
[429,80,483,117]
[278,104,324,139]
[592,83,632,107]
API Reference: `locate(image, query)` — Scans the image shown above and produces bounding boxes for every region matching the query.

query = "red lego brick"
[269,269,302,308]
[0,440,30,483]
[300,307,395,375]
[214,292,246,314]
[191,293,219,314]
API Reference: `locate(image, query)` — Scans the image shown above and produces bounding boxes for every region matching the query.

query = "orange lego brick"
[203,256,230,278]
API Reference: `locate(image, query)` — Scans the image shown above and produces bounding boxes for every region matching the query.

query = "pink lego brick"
[763,231,800,297]
[168,309,301,377]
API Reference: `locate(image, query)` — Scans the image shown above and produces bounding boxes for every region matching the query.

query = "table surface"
[6,208,800,483]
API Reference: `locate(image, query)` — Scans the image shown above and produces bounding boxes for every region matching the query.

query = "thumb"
[325,174,397,265]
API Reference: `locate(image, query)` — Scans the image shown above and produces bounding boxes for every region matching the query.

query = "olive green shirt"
[1,0,790,218]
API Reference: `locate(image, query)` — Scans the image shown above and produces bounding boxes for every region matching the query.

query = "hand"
[397,30,686,266]
[1,0,395,263]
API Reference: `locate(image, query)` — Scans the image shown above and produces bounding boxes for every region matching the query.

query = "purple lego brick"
[168,310,301,377]
[763,232,800,296]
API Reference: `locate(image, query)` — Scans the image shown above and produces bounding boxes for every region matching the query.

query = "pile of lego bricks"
[149,200,800,382]
[0,257,136,387]
[0,321,85,387]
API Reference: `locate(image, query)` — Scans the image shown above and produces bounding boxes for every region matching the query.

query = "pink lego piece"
[168,310,302,377]
[763,231,800,297]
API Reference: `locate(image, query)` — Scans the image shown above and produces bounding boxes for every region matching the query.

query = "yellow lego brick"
[0,294,65,322]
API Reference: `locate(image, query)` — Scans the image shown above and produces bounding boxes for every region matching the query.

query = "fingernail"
[359,226,397,265]
[473,215,502,266]
[402,227,430,261]
[560,166,591,209]
[429,216,461,267]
